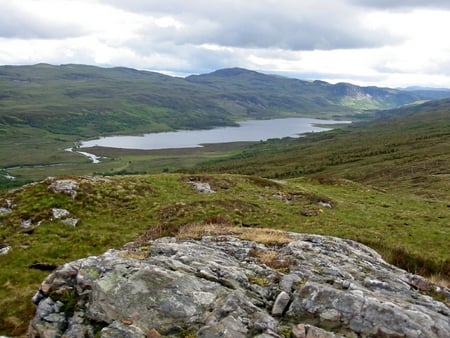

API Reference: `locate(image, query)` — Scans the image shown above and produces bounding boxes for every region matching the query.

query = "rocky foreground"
[29,230,449,337]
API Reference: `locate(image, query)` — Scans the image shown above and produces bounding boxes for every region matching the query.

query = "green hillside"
[0,64,230,136]
[2,64,449,187]
[1,100,449,335]
[193,98,450,198]
[186,67,441,111]
[1,172,448,335]
[0,65,449,336]
[1,64,446,139]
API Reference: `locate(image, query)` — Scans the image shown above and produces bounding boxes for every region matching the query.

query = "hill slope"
[1,67,450,335]
[193,98,450,198]
[1,173,449,335]
[1,64,446,138]
[2,64,450,185]
[187,67,445,111]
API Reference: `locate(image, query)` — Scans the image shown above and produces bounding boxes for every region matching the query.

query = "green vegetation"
[1,64,449,187]
[194,99,450,198]
[0,65,449,336]
[2,65,438,139]
[1,171,449,335]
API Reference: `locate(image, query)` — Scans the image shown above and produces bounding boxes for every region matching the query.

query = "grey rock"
[29,302,67,338]
[0,207,11,215]
[279,273,302,292]
[305,324,340,338]
[254,334,281,338]
[318,201,333,208]
[62,218,79,227]
[272,291,290,316]
[52,208,70,219]
[60,311,94,338]
[30,233,450,338]
[197,315,248,338]
[0,245,11,255]
[189,181,215,193]
[0,199,13,215]
[292,323,340,338]
[100,321,145,338]
[48,179,79,198]
[21,219,33,228]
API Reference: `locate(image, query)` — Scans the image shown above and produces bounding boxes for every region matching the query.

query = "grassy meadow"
[1,173,448,335]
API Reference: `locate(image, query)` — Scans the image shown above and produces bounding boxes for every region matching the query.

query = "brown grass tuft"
[176,221,237,240]
[249,248,294,271]
[237,228,293,246]
[176,218,292,246]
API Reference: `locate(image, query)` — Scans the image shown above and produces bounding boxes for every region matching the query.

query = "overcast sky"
[1,0,450,88]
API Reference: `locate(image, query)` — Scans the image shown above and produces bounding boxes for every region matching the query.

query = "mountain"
[401,86,450,91]
[5,64,450,185]
[1,64,447,139]
[187,67,438,111]
[1,66,449,335]
[399,87,450,101]
[0,64,231,135]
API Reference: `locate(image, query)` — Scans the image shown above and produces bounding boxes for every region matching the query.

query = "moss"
[294,279,307,289]
[83,268,100,280]
[50,290,78,317]
[280,326,292,338]
[248,275,270,287]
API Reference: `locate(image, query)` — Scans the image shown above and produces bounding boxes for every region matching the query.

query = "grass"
[3,64,447,188]
[193,100,450,198]
[1,172,449,335]
[176,218,292,246]
[0,67,449,336]
[0,124,258,188]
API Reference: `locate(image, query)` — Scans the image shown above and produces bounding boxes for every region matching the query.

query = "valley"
[0,65,449,336]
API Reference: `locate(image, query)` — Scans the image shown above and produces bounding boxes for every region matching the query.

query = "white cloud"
[0,0,449,88]
[350,0,450,10]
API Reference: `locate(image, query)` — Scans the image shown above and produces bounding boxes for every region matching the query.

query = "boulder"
[62,218,79,227]
[189,180,215,193]
[48,179,79,198]
[0,198,13,215]
[29,233,450,337]
[52,208,70,219]
[0,245,11,256]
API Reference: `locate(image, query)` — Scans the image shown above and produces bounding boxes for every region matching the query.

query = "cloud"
[0,1,87,39]
[1,0,450,88]
[100,0,401,51]
[350,0,450,10]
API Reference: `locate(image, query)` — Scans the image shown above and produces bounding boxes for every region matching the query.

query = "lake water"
[80,118,350,150]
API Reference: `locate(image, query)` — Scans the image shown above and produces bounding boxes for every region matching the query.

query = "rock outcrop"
[0,198,13,215]
[29,232,449,338]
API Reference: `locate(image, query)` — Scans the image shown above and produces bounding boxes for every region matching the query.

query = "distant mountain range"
[400,86,450,92]
[1,64,449,137]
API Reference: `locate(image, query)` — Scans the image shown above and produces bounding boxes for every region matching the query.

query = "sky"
[1,0,450,88]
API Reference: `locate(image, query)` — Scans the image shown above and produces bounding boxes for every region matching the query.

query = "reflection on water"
[80,118,350,151]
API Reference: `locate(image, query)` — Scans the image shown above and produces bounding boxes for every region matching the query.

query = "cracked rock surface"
[29,233,449,337]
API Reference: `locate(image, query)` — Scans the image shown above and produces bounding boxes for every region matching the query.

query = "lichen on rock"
[29,231,450,337]
[47,178,79,198]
